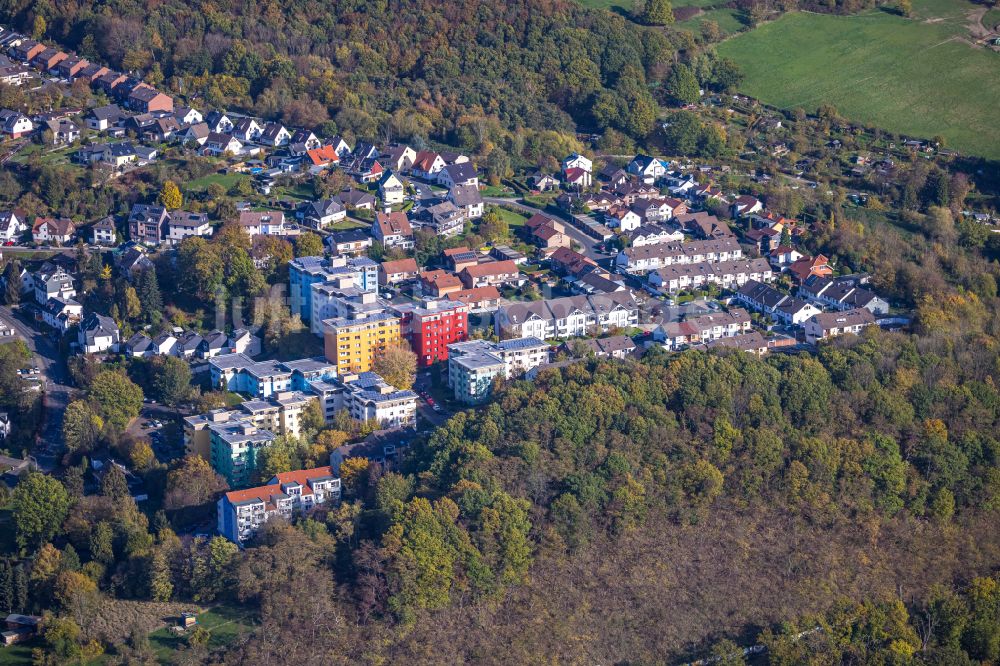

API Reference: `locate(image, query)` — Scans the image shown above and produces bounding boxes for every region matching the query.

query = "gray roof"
[442,162,477,183]
[449,183,482,207]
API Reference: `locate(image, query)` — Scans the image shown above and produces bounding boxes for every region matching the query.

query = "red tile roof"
[307,145,340,166]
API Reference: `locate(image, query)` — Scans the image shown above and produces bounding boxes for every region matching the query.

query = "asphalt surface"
[482,196,608,264]
[0,304,75,470]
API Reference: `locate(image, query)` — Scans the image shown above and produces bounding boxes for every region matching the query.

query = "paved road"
[0,304,75,470]
[409,180,438,201]
[482,196,611,264]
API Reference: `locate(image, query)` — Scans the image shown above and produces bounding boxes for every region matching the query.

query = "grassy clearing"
[147,604,256,662]
[678,7,747,35]
[0,639,40,666]
[983,8,1000,30]
[491,206,529,227]
[479,184,515,197]
[717,9,1000,160]
[182,172,247,194]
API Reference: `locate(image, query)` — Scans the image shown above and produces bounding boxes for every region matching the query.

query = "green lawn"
[0,639,41,665]
[182,172,247,194]
[479,184,515,197]
[330,218,369,231]
[147,605,256,662]
[678,7,748,35]
[983,8,1000,30]
[718,9,1000,160]
[491,206,529,227]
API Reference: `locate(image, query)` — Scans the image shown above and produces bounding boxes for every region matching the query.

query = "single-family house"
[382,144,416,172]
[731,195,763,217]
[128,87,173,113]
[0,109,32,138]
[605,206,643,232]
[562,153,593,173]
[32,217,75,245]
[173,106,202,126]
[259,122,291,147]
[448,184,484,219]
[42,296,82,331]
[627,155,666,184]
[437,162,478,189]
[327,228,373,256]
[43,118,79,145]
[182,122,210,146]
[337,189,376,211]
[204,111,233,134]
[299,198,346,228]
[166,211,212,245]
[201,132,243,156]
[0,210,26,242]
[289,129,321,156]
[373,211,414,249]
[90,216,117,245]
[563,167,592,190]
[411,150,446,179]
[232,117,263,143]
[379,258,419,286]
[306,145,340,173]
[378,171,406,205]
[78,312,120,354]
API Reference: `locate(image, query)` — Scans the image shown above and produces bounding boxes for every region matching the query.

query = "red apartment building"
[394,300,469,367]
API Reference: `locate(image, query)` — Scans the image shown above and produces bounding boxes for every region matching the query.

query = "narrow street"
[0,304,75,470]
[482,196,609,263]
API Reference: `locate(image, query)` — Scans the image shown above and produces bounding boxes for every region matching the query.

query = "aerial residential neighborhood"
[0,0,997,663]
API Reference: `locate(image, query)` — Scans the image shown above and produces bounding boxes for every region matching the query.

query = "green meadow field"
[717,5,1000,160]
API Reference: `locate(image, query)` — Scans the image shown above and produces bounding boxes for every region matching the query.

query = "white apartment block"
[217,466,341,544]
[495,292,638,340]
[616,237,743,274]
[648,258,774,293]
[447,337,550,404]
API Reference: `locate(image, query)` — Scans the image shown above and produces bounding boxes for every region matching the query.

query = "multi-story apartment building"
[392,299,469,367]
[289,255,378,323]
[648,258,774,294]
[184,390,317,459]
[654,308,754,351]
[208,354,337,398]
[615,237,743,274]
[322,312,402,375]
[217,466,341,544]
[494,292,639,340]
[208,418,277,488]
[31,266,75,305]
[339,372,418,427]
[803,308,877,344]
[447,337,550,404]
[310,279,392,336]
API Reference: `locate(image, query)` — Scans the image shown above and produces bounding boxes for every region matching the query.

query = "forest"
[0,0,671,147]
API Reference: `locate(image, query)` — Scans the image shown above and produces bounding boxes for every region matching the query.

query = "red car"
[2,240,14,246]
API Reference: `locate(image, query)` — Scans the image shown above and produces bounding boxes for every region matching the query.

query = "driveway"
[0,304,76,470]
[482,196,608,263]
